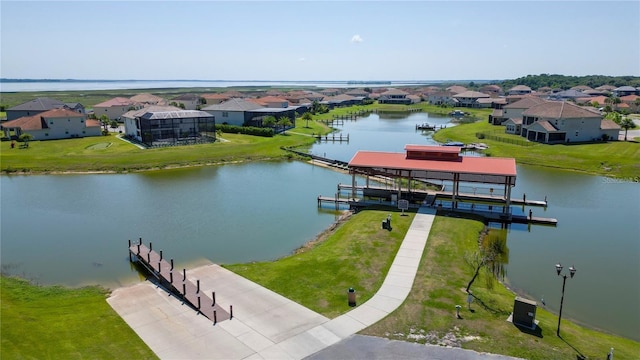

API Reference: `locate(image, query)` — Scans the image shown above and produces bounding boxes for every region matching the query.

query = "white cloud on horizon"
[351,34,363,43]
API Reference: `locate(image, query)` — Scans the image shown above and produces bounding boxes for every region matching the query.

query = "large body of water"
[0,79,441,92]
[1,112,638,341]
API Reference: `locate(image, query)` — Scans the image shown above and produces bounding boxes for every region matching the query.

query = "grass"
[0,275,157,359]
[225,210,640,359]
[225,209,414,318]
[0,120,331,173]
[434,120,640,180]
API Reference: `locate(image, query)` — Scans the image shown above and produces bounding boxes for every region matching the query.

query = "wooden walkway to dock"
[128,239,231,324]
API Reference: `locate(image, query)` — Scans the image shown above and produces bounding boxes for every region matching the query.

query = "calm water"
[1,111,638,340]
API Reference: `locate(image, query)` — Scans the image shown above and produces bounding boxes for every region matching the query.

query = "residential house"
[406,94,422,104]
[324,94,361,107]
[122,105,182,136]
[452,91,490,108]
[428,90,456,106]
[319,88,340,97]
[570,85,593,92]
[595,85,616,92]
[620,94,640,112]
[576,95,607,107]
[93,97,141,120]
[251,96,289,108]
[170,94,204,110]
[202,98,263,126]
[6,97,85,121]
[125,109,216,147]
[1,108,101,140]
[479,84,504,97]
[547,89,590,101]
[302,91,325,102]
[129,93,167,106]
[613,86,637,97]
[378,88,411,104]
[490,96,547,125]
[445,85,467,95]
[503,118,523,135]
[345,89,370,98]
[507,85,533,96]
[521,101,619,143]
[201,93,231,105]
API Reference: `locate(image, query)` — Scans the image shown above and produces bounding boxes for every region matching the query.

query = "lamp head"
[555,263,563,276]
[569,265,576,278]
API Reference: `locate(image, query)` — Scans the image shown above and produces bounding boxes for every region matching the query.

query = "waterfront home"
[202,98,263,126]
[595,85,616,92]
[170,94,204,110]
[507,85,533,96]
[620,94,640,112]
[521,101,619,143]
[445,85,468,95]
[324,94,362,107]
[125,109,215,147]
[122,105,181,136]
[319,88,340,96]
[1,108,100,140]
[452,90,491,108]
[427,90,456,106]
[378,88,411,104]
[547,89,590,101]
[503,118,523,135]
[251,96,289,108]
[5,97,85,121]
[480,84,504,96]
[93,97,141,121]
[345,88,370,98]
[489,96,547,125]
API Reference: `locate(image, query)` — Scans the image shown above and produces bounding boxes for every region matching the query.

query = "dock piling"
[182,283,186,295]
[196,279,200,294]
[183,268,186,281]
[230,305,233,319]
[212,292,216,306]
[213,310,217,324]
[170,258,174,270]
[169,271,173,284]
[160,250,163,261]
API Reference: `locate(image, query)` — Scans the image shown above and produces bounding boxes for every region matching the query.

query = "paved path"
[108,207,519,359]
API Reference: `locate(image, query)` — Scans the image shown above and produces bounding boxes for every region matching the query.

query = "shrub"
[215,124,274,137]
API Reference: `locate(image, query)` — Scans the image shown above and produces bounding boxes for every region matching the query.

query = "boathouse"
[347,145,517,210]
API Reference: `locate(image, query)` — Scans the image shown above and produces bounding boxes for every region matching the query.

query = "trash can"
[348,288,356,307]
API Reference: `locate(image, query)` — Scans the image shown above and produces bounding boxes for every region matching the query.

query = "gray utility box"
[513,296,537,329]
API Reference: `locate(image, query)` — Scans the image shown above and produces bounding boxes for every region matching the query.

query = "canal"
[1,112,638,341]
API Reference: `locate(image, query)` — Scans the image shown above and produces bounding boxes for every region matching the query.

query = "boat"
[443,141,464,147]
[449,110,466,116]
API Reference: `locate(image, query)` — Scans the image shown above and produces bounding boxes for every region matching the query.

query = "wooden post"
[147,252,150,263]
[158,262,161,273]
[128,239,132,262]
[169,271,173,284]
[182,283,186,295]
[197,296,201,310]
[230,305,233,319]
[196,280,200,294]
[183,268,186,281]
[170,259,174,271]
[160,250,163,261]
[212,292,216,306]
[137,243,141,255]
[213,310,217,324]
[149,242,152,252]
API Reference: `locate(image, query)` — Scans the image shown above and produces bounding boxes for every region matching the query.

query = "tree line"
[500,74,640,91]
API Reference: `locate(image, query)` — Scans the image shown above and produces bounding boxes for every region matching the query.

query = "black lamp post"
[555,262,576,337]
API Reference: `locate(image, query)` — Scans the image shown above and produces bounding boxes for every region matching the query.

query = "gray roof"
[202,98,263,112]
[9,97,66,111]
[139,110,214,120]
[614,86,636,91]
[248,107,300,114]
[171,93,202,101]
[381,88,409,96]
[122,105,181,119]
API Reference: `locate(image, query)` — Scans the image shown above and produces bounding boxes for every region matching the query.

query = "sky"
[1,0,639,81]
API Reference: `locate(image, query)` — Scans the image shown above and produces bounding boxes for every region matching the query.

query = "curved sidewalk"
[109,207,515,359]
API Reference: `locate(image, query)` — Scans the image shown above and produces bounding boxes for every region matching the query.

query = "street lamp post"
[555,262,576,337]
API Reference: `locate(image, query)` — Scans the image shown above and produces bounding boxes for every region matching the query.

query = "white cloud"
[299,57,306,62]
[351,34,363,43]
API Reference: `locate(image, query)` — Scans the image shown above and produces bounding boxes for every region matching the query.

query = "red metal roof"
[349,147,517,177]
[404,144,460,154]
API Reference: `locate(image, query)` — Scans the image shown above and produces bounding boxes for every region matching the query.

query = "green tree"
[263,116,276,128]
[277,116,292,133]
[99,115,110,130]
[18,133,33,147]
[619,117,637,141]
[464,228,508,293]
[301,112,313,128]
[109,120,119,129]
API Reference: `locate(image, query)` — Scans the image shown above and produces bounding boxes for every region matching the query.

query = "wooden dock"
[313,133,349,142]
[128,239,231,324]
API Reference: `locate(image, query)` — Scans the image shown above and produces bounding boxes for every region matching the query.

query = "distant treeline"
[500,74,640,91]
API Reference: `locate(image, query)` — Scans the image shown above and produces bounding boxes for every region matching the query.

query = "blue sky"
[1,1,639,81]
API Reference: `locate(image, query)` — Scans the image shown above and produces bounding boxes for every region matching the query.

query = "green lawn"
[226,210,640,359]
[1,120,331,173]
[0,276,157,359]
[434,120,640,180]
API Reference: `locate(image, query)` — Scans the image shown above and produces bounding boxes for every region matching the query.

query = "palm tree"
[619,117,637,141]
[277,116,292,134]
[262,116,276,128]
[301,112,313,128]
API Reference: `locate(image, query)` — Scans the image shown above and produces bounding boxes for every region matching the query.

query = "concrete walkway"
[108,207,513,359]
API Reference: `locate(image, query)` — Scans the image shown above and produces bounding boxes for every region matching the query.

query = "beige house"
[129,93,167,106]
[93,97,141,120]
[452,91,490,108]
[170,94,204,110]
[2,108,101,140]
[521,101,619,143]
[508,85,533,95]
